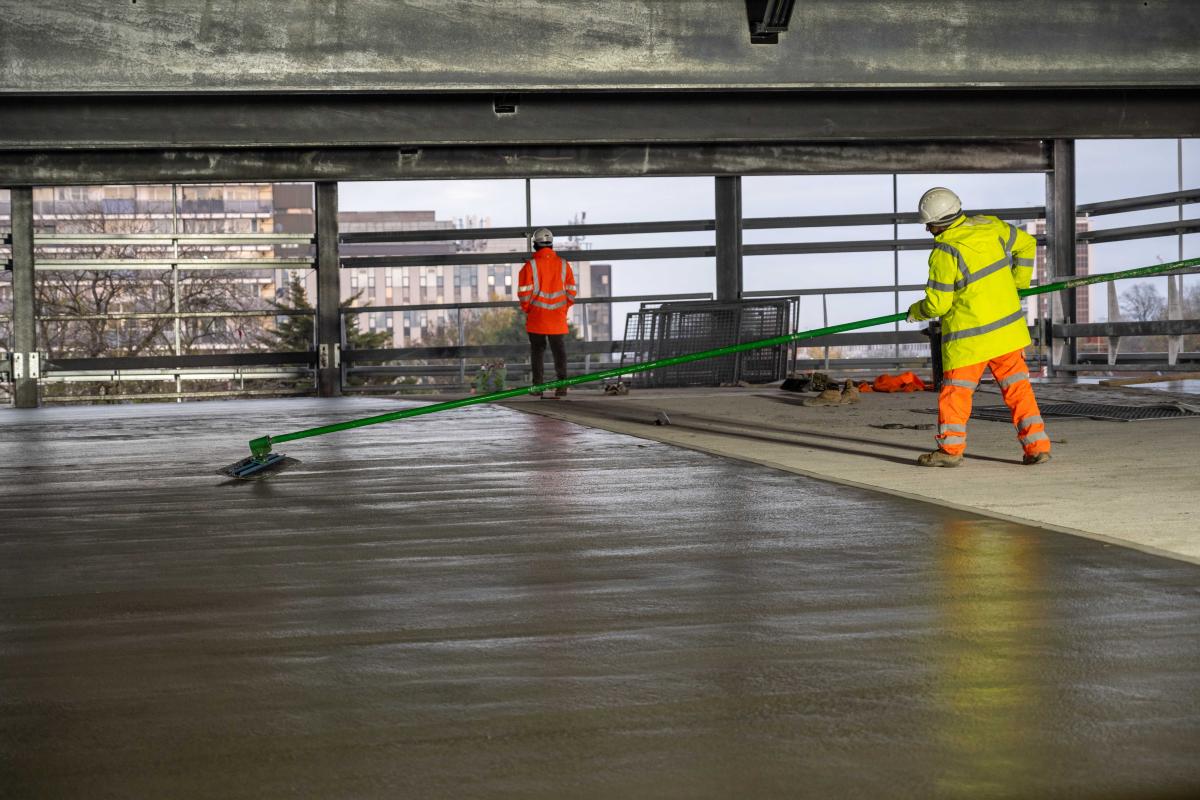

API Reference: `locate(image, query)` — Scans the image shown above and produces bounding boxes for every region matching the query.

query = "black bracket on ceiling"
[745,0,796,44]
[493,94,519,115]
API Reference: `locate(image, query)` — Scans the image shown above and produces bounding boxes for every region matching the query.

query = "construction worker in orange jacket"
[518,228,577,398]
[907,187,1051,468]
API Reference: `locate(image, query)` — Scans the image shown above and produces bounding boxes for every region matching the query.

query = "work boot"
[554,387,568,398]
[917,450,963,467]
[803,388,844,407]
[529,388,543,398]
[1022,452,1051,466]
[840,379,861,405]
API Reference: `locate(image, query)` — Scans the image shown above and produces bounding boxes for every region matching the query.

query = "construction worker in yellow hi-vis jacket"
[907,187,1051,468]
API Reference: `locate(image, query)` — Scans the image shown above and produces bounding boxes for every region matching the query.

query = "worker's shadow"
[558,397,1018,467]
[755,393,1017,465]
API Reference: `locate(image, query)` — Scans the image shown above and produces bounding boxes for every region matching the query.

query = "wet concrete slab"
[513,386,1200,563]
[1,398,1199,798]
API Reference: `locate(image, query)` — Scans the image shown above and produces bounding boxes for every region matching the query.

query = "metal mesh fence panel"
[619,299,794,387]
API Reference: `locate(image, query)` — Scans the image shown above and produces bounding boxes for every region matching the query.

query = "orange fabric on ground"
[935,348,1050,457]
[872,372,926,393]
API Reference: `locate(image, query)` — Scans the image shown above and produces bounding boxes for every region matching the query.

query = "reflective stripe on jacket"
[908,214,1037,370]
[518,248,577,335]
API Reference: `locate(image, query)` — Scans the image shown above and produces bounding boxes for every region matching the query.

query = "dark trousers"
[528,332,567,385]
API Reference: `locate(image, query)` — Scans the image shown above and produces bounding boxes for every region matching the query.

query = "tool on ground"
[1097,371,1200,387]
[219,257,1199,478]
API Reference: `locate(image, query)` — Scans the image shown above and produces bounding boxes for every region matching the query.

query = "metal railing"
[4,186,1198,402]
[340,187,1199,383]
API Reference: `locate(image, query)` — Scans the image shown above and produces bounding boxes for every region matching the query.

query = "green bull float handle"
[246,257,1199,459]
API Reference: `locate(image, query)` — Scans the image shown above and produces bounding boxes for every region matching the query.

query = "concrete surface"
[2,398,1200,798]
[511,382,1200,564]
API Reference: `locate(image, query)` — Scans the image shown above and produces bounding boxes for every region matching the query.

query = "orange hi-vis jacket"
[518,248,577,335]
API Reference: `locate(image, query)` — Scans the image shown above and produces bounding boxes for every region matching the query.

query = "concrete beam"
[1,92,1196,153]
[1,1,1196,92]
[0,141,1053,186]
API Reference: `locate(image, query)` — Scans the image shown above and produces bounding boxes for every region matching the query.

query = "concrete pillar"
[1166,273,1182,366]
[714,176,743,302]
[10,187,38,408]
[1106,281,1121,366]
[315,181,342,397]
[1046,139,1077,372]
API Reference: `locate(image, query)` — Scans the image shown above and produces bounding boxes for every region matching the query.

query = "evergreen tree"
[263,275,391,351]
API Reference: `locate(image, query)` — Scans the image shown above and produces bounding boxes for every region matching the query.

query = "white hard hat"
[532,227,553,246]
[917,187,963,226]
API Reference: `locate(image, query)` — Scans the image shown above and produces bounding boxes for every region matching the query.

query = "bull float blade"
[217,452,298,480]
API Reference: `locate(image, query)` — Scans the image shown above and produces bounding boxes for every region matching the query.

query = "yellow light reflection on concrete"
[933,517,1050,797]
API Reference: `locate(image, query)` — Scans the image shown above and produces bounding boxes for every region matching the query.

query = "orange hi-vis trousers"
[936,349,1050,458]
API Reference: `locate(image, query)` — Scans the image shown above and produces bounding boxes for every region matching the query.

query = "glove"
[905,310,918,324]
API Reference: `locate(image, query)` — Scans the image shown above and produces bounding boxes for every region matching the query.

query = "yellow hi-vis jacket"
[908,214,1037,370]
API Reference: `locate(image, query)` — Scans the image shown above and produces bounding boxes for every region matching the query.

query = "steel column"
[1046,139,1078,372]
[715,176,743,302]
[315,182,341,397]
[10,187,37,408]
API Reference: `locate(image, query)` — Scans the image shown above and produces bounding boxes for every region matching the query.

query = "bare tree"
[1119,283,1166,322]
[33,200,271,399]
[1117,282,1168,353]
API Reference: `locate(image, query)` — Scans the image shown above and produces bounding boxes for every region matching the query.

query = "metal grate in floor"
[970,402,1200,422]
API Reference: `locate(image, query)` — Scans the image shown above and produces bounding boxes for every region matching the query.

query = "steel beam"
[1079,188,1200,216]
[1053,320,1200,338]
[1080,218,1200,244]
[0,140,1053,187]
[9,186,36,408]
[0,92,1197,153]
[340,204,1049,245]
[715,177,743,302]
[0,92,1195,151]
[315,182,341,397]
[46,352,317,372]
[345,342,622,363]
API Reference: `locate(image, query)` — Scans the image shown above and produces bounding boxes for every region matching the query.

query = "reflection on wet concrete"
[935,520,1047,797]
[1,399,1198,798]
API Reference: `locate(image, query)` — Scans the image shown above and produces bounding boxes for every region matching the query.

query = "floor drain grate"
[970,402,1200,422]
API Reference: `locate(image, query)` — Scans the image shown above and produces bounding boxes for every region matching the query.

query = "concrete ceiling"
[1,0,1197,93]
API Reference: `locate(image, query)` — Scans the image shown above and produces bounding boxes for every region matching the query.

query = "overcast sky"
[341,139,1198,332]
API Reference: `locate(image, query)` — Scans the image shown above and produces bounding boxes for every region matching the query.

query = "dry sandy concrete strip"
[507,384,1200,564]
